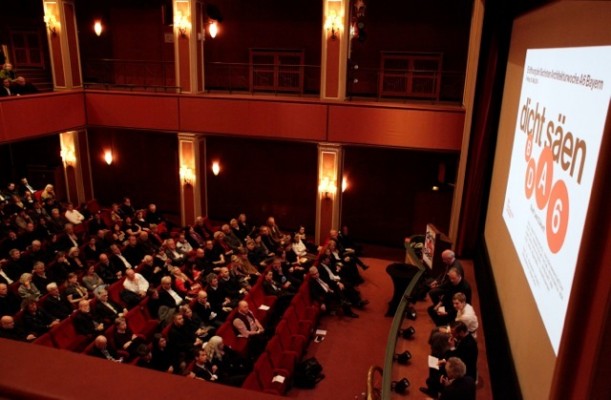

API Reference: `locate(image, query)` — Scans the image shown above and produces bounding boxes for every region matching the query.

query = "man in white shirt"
[122,268,149,308]
[64,203,85,225]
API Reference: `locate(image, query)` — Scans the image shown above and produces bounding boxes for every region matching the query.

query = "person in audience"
[47,208,66,234]
[109,243,132,272]
[180,303,213,342]
[452,292,478,337]
[184,225,205,250]
[192,348,219,382]
[308,265,361,318]
[420,328,453,397]
[40,184,56,203]
[428,267,472,326]
[329,229,369,271]
[439,357,476,400]
[64,202,85,225]
[4,248,28,282]
[0,315,36,342]
[144,203,164,226]
[168,312,203,363]
[91,335,122,362]
[97,253,122,284]
[67,246,86,274]
[31,261,51,294]
[17,272,41,301]
[220,224,243,253]
[151,333,173,373]
[192,290,223,329]
[12,77,38,95]
[194,215,216,241]
[73,299,104,337]
[259,225,280,254]
[218,266,245,306]
[229,218,247,244]
[138,231,160,255]
[122,235,144,267]
[110,203,123,225]
[245,238,271,269]
[93,286,126,327]
[203,335,249,386]
[157,276,186,323]
[171,267,199,298]
[175,232,193,255]
[164,238,186,266]
[0,63,16,81]
[24,239,50,266]
[56,223,82,252]
[0,78,13,96]
[0,282,21,316]
[22,297,60,336]
[203,239,225,268]
[88,212,108,236]
[270,257,299,294]
[119,197,136,219]
[41,282,72,320]
[123,215,142,237]
[121,268,149,308]
[113,316,146,359]
[261,269,293,323]
[138,254,164,287]
[232,300,267,358]
[47,251,70,285]
[64,272,89,306]
[82,264,104,292]
[338,225,364,256]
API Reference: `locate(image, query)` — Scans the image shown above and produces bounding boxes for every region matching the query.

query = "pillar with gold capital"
[321,0,350,100]
[178,133,205,226]
[59,130,93,205]
[315,144,343,244]
[42,0,82,90]
[173,0,206,94]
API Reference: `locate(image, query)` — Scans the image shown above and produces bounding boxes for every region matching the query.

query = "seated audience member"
[145,203,165,227]
[329,229,369,271]
[91,335,123,363]
[171,267,199,298]
[237,214,255,239]
[73,299,104,337]
[218,266,245,305]
[0,78,12,96]
[308,266,362,318]
[82,264,104,292]
[0,282,21,316]
[192,348,219,382]
[338,225,364,256]
[109,243,132,272]
[229,218,248,244]
[82,237,102,263]
[184,225,206,250]
[119,197,136,219]
[151,333,173,373]
[420,329,453,397]
[4,248,28,282]
[133,210,150,232]
[22,297,60,336]
[121,268,149,308]
[0,315,36,342]
[97,253,122,284]
[168,313,203,363]
[232,300,267,358]
[18,177,35,197]
[123,216,142,237]
[67,246,87,273]
[31,261,51,295]
[93,286,126,327]
[0,63,16,81]
[245,238,271,269]
[203,335,249,386]
[259,225,280,254]
[113,316,146,359]
[64,272,89,306]
[110,203,123,225]
[64,202,85,225]
[88,212,109,236]
[194,215,216,241]
[230,253,260,288]
[111,223,126,245]
[175,233,193,255]
[444,321,478,382]
[180,304,213,342]
[261,269,293,323]
[138,231,160,255]
[48,251,71,285]
[122,235,145,268]
[428,267,472,326]
[326,239,363,286]
[41,282,73,320]
[56,223,82,252]
[48,208,66,234]
[17,272,41,301]
[164,238,186,266]
[157,276,186,322]
[291,233,317,261]
[205,273,232,318]
[138,255,164,287]
[439,357,476,400]
[452,292,479,337]
[192,290,223,329]
[220,224,243,254]
[270,257,299,295]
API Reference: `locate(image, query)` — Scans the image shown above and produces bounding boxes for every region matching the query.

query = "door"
[10,30,45,68]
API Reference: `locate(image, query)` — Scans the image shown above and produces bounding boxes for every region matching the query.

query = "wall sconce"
[94,20,103,36]
[60,149,76,168]
[211,161,221,176]
[174,10,192,38]
[393,350,412,365]
[341,176,348,193]
[44,14,59,36]
[318,176,337,198]
[180,165,195,186]
[325,10,342,40]
[208,20,218,38]
[104,150,113,165]
[391,377,410,394]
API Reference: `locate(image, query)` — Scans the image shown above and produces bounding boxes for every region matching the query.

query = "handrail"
[367,365,384,400]
[380,243,427,399]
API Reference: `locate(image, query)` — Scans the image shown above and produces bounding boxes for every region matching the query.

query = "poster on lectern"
[502,46,611,354]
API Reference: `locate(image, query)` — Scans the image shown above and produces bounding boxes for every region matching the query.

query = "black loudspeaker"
[391,378,410,394]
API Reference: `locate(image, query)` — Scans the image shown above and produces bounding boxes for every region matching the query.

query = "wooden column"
[59,130,91,205]
[321,0,349,100]
[173,0,205,93]
[178,133,204,226]
[315,144,343,244]
[43,0,82,90]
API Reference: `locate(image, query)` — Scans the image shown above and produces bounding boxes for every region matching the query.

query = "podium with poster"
[422,223,452,279]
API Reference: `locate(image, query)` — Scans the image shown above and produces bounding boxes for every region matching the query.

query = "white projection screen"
[484,2,611,399]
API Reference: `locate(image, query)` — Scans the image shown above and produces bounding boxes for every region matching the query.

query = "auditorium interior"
[0,1,610,399]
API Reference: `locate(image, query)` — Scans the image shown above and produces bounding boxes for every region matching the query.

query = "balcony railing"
[82,58,464,104]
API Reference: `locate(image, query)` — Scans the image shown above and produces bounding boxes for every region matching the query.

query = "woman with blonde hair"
[17,273,41,301]
[203,335,248,386]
